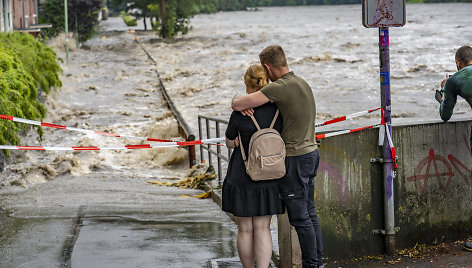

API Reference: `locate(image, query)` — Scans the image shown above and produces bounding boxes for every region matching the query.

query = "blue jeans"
[278,150,323,268]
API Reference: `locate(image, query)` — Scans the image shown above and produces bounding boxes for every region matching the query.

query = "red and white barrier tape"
[0,114,177,143]
[315,124,380,140]
[0,137,225,151]
[384,123,398,171]
[315,107,381,128]
[0,106,386,151]
[380,107,398,171]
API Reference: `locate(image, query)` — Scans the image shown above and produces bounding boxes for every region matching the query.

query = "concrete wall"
[316,119,472,260]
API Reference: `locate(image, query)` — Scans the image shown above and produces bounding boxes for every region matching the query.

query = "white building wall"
[1,0,13,32]
[0,0,4,32]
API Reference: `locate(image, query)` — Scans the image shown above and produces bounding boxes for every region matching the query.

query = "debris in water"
[147,172,216,189]
[147,163,215,189]
[181,190,212,199]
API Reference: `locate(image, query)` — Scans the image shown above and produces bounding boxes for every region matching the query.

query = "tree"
[148,0,197,38]
[160,0,167,38]
[126,0,154,30]
[40,0,102,42]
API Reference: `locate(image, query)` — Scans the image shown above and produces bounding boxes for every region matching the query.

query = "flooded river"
[146,3,472,132]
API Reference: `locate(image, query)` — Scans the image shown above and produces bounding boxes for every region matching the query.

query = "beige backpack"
[239,110,286,181]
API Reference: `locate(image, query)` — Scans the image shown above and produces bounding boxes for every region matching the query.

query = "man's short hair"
[455,46,472,64]
[259,45,288,69]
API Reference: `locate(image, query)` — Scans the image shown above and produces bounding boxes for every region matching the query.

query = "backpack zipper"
[248,131,280,152]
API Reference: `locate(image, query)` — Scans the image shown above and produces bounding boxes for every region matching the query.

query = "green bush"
[0,32,62,153]
[121,12,138,26]
[0,33,62,94]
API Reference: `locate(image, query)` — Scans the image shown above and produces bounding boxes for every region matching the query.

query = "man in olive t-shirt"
[260,71,317,156]
[232,45,324,268]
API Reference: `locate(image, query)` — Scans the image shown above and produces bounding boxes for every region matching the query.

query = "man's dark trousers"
[278,149,323,268]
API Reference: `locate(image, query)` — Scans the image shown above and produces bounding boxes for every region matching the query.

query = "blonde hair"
[244,65,269,93]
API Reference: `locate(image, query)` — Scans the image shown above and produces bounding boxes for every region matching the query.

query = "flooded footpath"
[2,3,471,267]
[0,18,240,268]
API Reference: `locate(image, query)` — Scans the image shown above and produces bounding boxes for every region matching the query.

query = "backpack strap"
[240,109,279,162]
[238,132,247,162]
[269,109,279,129]
[249,115,261,131]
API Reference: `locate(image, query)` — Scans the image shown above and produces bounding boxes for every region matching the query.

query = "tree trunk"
[159,0,167,38]
[143,16,147,30]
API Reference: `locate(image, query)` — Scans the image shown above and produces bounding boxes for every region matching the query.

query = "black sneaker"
[465,241,472,252]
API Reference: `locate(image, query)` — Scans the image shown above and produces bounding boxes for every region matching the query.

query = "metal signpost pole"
[64,0,69,65]
[379,26,395,255]
[363,0,405,255]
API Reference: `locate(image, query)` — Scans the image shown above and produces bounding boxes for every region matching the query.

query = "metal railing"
[138,42,197,167]
[198,115,232,186]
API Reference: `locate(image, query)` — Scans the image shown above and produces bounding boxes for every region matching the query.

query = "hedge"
[0,32,62,154]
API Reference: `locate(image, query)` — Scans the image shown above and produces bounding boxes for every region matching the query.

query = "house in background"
[1,0,13,32]
[1,0,50,33]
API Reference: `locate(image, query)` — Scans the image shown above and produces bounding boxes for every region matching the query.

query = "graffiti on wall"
[319,161,351,204]
[407,134,471,194]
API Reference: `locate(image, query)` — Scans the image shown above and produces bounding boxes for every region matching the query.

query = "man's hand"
[231,91,270,111]
[234,136,240,147]
[440,74,450,88]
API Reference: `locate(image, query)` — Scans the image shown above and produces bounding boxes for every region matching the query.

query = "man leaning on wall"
[436,45,472,252]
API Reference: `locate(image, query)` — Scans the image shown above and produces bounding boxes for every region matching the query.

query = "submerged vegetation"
[121,11,138,26]
[0,33,62,153]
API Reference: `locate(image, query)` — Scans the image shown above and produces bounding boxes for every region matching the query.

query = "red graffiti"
[407,149,454,194]
[408,134,471,193]
[448,154,470,185]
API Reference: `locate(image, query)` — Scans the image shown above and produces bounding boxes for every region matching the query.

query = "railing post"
[277,213,302,268]
[216,121,222,185]
[197,115,231,186]
[188,144,196,168]
[198,116,203,164]
[206,119,212,167]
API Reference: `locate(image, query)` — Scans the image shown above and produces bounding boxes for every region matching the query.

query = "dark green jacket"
[439,65,472,121]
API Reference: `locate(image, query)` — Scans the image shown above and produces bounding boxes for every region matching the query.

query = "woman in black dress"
[222,65,284,268]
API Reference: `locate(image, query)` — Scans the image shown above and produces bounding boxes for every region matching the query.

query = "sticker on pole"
[362,0,406,28]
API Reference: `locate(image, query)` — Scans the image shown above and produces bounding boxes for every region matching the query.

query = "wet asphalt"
[0,172,239,268]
